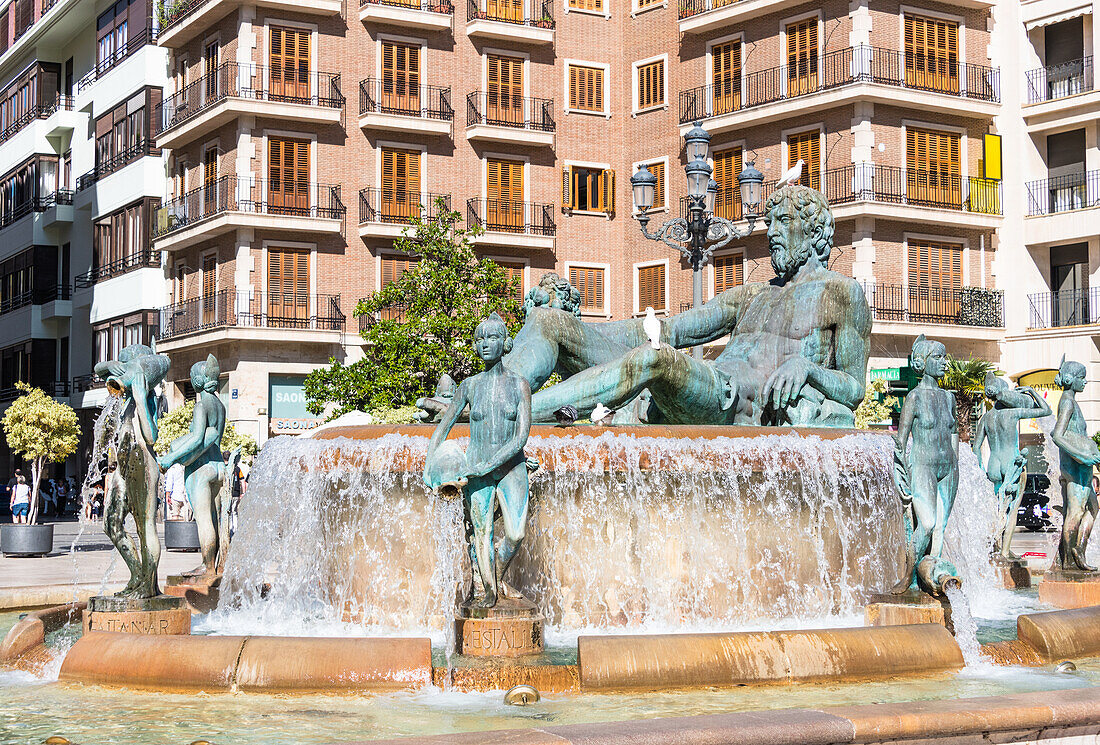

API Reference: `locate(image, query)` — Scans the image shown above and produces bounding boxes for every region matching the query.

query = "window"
[637,263,666,312]
[636,58,665,110]
[381,146,421,221]
[268,137,310,214]
[270,26,310,101]
[568,64,604,113]
[268,246,310,326]
[713,147,741,219]
[568,0,602,11]
[786,18,818,96]
[487,157,524,231]
[381,40,420,114]
[636,160,665,210]
[97,0,143,71]
[905,14,958,94]
[906,127,961,207]
[569,265,605,313]
[202,253,217,324]
[488,54,524,125]
[91,88,158,173]
[714,254,743,295]
[787,130,820,191]
[712,40,741,114]
[562,166,614,213]
[496,260,525,301]
[908,239,962,319]
[381,254,418,319]
[92,199,157,276]
[203,147,219,211]
[635,0,661,10]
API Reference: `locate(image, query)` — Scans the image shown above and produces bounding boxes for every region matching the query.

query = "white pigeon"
[643,306,661,350]
[591,403,614,425]
[776,158,804,187]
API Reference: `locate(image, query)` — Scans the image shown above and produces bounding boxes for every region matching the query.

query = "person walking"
[165,462,191,521]
[9,475,30,524]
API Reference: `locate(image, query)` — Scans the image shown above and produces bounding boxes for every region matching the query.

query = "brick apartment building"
[0,0,1095,463]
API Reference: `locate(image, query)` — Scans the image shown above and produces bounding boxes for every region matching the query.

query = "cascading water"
[943,584,983,667]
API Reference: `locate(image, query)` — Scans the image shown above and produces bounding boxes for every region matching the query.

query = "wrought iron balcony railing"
[678,45,1000,124]
[154,176,345,239]
[71,373,106,393]
[0,381,70,401]
[467,0,553,26]
[359,79,453,120]
[1026,170,1100,216]
[466,91,554,131]
[1026,56,1094,104]
[0,94,73,145]
[863,283,1004,327]
[154,62,343,136]
[1029,287,1100,329]
[467,198,555,236]
[358,189,450,224]
[35,189,74,209]
[360,0,453,12]
[825,164,1002,215]
[76,28,156,93]
[157,289,345,340]
[75,249,161,288]
[76,139,154,192]
[0,284,71,315]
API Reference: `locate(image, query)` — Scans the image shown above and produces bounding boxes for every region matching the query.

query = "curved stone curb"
[577,623,963,690]
[0,602,85,662]
[58,633,433,691]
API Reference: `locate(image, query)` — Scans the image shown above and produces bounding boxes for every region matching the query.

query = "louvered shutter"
[269,137,310,214]
[601,169,614,214]
[202,254,217,324]
[787,19,818,96]
[562,168,572,210]
[488,158,523,231]
[203,148,218,213]
[638,60,665,109]
[714,147,742,218]
[488,54,523,125]
[714,254,743,295]
[569,65,603,112]
[382,147,420,220]
[639,264,665,312]
[712,41,741,114]
[569,266,604,312]
[267,247,310,325]
[497,260,525,301]
[907,128,960,208]
[905,15,958,94]
[788,132,820,191]
[648,161,665,209]
[269,27,310,101]
[382,40,420,113]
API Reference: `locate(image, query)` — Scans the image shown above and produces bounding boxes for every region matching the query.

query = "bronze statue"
[972,374,1050,560]
[1050,357,1099,572]
[891,335,960,597]
[503,185,872,427]
[157,355,240,577]
[94,343,170,599]
[424,313,533,608]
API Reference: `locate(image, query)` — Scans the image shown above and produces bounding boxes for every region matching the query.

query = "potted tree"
[0,383,80,557]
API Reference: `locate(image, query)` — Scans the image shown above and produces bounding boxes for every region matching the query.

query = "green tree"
[855,378,898,429]
[2,383,80,525]
[304,201,522,417]
[939,356,999,443]
[153,401,259,459]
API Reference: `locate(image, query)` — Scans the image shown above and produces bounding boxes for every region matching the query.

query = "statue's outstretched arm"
[1012,386,1052,420]
[472,379,532,477]
[1051,395,1100,465]
[663,288,748,348]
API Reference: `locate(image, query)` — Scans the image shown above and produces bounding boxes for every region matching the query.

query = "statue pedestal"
[164,573,221,614]
[864,590,951,631]
[1038,569,1100,609]
[455,596,543,658]
[83,595,191,635]
[992,556,1032,590]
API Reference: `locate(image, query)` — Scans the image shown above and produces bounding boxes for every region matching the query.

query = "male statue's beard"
[770,241,812,280]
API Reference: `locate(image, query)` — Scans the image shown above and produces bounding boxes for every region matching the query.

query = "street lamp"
[630,121,765,356]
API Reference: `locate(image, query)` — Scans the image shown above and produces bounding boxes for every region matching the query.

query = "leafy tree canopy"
[305,202,522,417]
[154,401,259,458]
[2,382,80,524]
[854,378,898,429]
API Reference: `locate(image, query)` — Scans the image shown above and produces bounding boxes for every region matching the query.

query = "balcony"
[71,373,106,393]
[75,139,154,192]
[466,92,554,147]
[1023,57,1099,131]
[0,382,70,403]
[0,95,74,147]
[466,0,553,44]
[678,46,1000,134]
[1028,288,1100,330]
[358,189,450,238]
[360,0,453,31]
[0,285,70,316]
[824,164,1001,226]
[865,283,1003,340]
[467,198,555,249]
[75,29,156,94]
[157,289,346,344]
[157,0,341,48]
[75,249,160,288]
[1024,171,1100,246]
[154,62,343,150]
[153,176,345,251]
[358,79,453,136]
[678,0,992,34]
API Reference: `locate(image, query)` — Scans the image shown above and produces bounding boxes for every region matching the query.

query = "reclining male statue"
[504,184,872,427]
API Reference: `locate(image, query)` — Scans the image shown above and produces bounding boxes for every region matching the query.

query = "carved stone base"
[864,590,951,631]
[164,573,221,614]
[992,556,1032,589]
[1038,570,1100,609]
[434,663,578,693]
[83,594,191,636]
[455,596,543,657]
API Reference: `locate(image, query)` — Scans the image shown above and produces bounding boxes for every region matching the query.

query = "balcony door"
[269,137,310,215]
[1050,243,1089,326]
[382,40,420,114]
[487,54,523,126]
[487,0,523,22]
[787,130,820,191]
[904,14,958,94]
[268,246,310,327]
[907,127,960,208]
[203,41,220,105]
[487,157,523,232]
[786,19,818,97]
[270,26,310,102]
[908,239,961,321]
[714,147,742,219]
[381,146,420,222]
[712,40,741,115]
[203,147,218,215]
[202,254,217,326]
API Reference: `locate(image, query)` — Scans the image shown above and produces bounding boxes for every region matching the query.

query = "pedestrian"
[9,475,30,524]
[165,463,191,521]
[40,478,55,518]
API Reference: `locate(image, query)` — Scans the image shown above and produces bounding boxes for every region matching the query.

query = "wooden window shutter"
[638,264,665,312]
[638,60,664,109]
[382,147,420,219]
[905,15,958,93]
[714,254,743,294]
[382,40,420,111]
[562,167,572,209]
[601,169,615,214]
[712,40,741,114]
[786,19,818,95]
[713,147,742,219]
[381,255,418,288]
[204,148,217,186]
[488,54,523,124]
[644,161,665,209]
[569,65,603,112]
[268,246,310,324]
[497,260,525,301]
[569,266,604,312]
[270,27,310,100]
[269,137,310,213]
[908,240,961,288]
[906,128,961,207]
[568,0,602,11]
[787,132,819,191]
[202,254,216,297]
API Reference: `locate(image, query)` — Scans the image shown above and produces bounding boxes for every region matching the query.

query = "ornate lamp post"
[630,121,765,323]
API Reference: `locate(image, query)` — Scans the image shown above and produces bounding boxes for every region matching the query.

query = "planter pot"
[164,520,200,552]
[1,523,54,557]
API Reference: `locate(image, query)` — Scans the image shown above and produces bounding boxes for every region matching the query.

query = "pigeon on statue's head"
[776,159,804,187]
